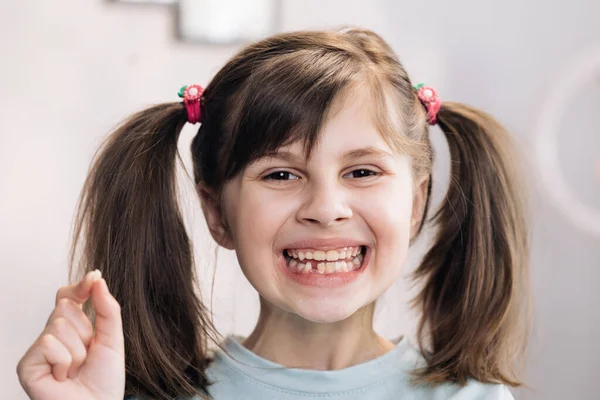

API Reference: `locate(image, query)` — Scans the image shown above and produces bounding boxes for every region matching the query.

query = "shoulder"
[399,340,515,400]
[437,381,514,400]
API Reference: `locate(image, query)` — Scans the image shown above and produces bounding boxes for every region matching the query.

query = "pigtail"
[413,102,530,386]
[68,103,217,399]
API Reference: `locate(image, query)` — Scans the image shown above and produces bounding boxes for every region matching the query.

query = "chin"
[291,300,362,324]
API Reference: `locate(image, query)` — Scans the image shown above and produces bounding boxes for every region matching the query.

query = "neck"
[241,296,395,370]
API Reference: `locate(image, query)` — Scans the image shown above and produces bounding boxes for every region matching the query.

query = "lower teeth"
[285,251,364,274]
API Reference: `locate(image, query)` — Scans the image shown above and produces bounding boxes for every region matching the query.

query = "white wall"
[1,1,599,399]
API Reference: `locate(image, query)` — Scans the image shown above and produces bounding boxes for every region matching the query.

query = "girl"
[16,27,530,400]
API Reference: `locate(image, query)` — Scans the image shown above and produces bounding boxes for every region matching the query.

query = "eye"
[343,168,379,179]
[263,170,300,181]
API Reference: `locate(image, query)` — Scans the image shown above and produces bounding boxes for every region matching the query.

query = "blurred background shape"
[116,0,280,44]
[178,0,279,44]
[533,47,600,237]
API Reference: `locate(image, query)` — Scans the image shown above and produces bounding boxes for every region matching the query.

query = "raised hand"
[17,270,126,400]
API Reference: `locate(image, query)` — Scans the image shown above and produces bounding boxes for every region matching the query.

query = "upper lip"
[280,238,368,252]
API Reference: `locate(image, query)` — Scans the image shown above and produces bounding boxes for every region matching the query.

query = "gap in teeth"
[286,246,363,262]
[286,248,364,274]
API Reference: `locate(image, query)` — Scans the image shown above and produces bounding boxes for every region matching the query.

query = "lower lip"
[278,248,370,288]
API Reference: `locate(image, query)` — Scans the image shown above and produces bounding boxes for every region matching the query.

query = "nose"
[296,180,353,228]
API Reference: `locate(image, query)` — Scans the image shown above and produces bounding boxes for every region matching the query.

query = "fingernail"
[91,269,102,282]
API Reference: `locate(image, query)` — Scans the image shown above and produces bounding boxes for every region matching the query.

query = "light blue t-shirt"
[201,335,514,399]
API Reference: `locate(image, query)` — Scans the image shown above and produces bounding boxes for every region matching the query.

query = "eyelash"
[263,168,379,181]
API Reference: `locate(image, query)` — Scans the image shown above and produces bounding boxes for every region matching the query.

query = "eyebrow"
[341,147,394,161]
[262,147,394,163]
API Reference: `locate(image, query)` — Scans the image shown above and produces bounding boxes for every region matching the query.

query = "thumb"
[91,278,124,354]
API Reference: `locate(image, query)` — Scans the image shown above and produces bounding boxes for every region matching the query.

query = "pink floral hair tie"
[414,83,441,125]
[178,84,204,124]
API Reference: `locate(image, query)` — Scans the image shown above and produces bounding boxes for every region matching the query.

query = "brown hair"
[69,27,530,399]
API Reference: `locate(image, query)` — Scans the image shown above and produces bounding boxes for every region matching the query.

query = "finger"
[55,269,102,307]
[91,278,124,354]
[46,298,95,348]
[31,333,72,382]
[45,317,88,379]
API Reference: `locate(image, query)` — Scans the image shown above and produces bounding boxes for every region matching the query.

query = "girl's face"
[203,87,427,323]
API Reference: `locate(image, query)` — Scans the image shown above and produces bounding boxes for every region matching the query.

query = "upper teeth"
[286,246,362,262]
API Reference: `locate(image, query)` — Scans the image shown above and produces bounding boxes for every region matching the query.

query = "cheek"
[233,189,298,241]
[229,188,298,278]
[353,181,414,271]
[357,182,413,238]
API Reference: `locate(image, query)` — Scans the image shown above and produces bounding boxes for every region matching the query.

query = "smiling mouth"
[283,245,367,274]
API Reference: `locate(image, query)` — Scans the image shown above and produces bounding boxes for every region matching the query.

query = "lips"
[278,245,371,288]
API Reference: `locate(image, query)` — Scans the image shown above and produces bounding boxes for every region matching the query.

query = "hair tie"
[413,83,441,125]
[178,84,204,124]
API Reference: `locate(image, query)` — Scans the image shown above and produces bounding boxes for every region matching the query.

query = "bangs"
[221,49,363,180]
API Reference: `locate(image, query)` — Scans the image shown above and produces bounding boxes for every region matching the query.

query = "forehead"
[320,89,389,151]
[281,83,397,159]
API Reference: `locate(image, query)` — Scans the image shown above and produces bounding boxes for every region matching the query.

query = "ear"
[196,184,235,250]
[410,174,429,240]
